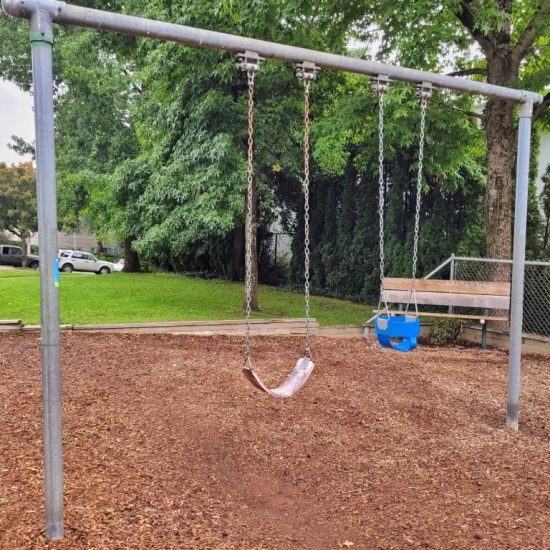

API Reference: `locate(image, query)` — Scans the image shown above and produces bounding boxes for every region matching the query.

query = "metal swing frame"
[0,0,542,539]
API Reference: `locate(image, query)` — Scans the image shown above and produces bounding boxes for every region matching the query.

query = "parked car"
[113,259,124,272]
[58,251,114,274]
[0,245,40,268]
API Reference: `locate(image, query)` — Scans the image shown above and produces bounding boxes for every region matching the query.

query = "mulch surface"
[0,332,549,549]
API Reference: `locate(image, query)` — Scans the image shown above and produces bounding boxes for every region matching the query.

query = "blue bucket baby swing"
[372,77,431,352]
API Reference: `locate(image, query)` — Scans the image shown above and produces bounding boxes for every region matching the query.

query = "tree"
[99,0,347,307]
[297,73,487,301]
[53,29,140,268]
[293,0,550,268]
[0,162,37,261]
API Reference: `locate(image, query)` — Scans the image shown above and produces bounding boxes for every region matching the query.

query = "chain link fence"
[427,255,550,337]
[259,231,294,285]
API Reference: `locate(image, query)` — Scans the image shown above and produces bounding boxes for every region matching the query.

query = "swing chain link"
[297,62,319,358]
[374,76,389,314]
[409,82,432,313]
[237,52,261,369]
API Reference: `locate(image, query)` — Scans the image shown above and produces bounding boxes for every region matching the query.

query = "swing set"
[372,77,431,352]
[1,0,542,540]
[238,52,318,398]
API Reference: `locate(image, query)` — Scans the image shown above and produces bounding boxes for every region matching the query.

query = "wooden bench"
[374,277,511,348]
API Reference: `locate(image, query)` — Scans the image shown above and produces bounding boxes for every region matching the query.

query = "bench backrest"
[381,278,511,310]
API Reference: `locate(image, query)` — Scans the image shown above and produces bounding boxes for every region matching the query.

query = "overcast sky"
[0,79,34,165]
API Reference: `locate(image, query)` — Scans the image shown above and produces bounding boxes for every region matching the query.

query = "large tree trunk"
[244,182,259,311]
[484,45,518,281]
[123,235,141,272]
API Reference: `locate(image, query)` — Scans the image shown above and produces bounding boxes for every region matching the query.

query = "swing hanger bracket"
[296,61,320,81]
[236,50,264,72]
[372,74,390,93]
[417,81,433,99]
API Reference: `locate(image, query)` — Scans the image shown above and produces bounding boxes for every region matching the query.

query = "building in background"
[29,225,120,256]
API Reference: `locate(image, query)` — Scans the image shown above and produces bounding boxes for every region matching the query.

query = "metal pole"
[453,256,550,268]
[507,99,533,431]
[423,255,453,279]
[30,10,64,539]
[449,253,455,314]
[0,0,543,106]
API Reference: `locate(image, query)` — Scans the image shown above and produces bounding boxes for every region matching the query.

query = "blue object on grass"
[53,258,59,288]
[374,314,420,352]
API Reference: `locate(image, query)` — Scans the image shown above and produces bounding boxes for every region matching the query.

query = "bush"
[429,318,465,345]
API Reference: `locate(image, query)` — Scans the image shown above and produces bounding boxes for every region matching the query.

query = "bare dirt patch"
[0,332,549,549]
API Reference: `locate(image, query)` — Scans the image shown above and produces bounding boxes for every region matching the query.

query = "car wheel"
[28,261,39,269]
[61,264,73,273]
[99,266,111,275]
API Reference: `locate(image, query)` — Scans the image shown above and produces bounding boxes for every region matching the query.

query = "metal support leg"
[449,253,455,314]
[506,100,533,431]
[30,10,64,539]
[481,314,488,350]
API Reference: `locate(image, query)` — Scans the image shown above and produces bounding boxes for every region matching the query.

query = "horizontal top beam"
[2,0,543,106]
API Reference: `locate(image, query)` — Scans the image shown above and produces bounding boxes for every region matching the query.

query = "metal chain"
[296,61,319,358]
[408,83,431,314]
[303,78,312,357]
[373,76,389,314]
[240,58,260,370]
[377,87,386,294]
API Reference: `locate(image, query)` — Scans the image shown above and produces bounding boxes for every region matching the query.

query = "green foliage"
[292,76,487,302]
[102,0,347,271]
[0,17,33,90]
[429,318,465,345]
[54,30,138,243]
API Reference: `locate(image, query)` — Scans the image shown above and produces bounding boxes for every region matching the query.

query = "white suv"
[58,251,114,275]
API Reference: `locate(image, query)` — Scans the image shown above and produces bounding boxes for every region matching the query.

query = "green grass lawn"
[0,269,373,326]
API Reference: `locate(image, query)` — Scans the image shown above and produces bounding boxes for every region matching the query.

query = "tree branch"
[512,5,550,63]
[431,98,486,122]
[7,227,21,238]
[447,68,487,77]
[534,92,550,122]
[454,0,492,54]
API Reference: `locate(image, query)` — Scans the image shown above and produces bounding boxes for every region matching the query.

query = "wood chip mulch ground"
[0,332,549,549]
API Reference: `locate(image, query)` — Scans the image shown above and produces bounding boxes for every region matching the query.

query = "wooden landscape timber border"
[7,318,546,353]
[460,326,550,357]
[0,319,23,331]
[1,318,362,338]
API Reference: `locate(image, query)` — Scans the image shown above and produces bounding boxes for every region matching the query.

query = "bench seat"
[380,277,511,320]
